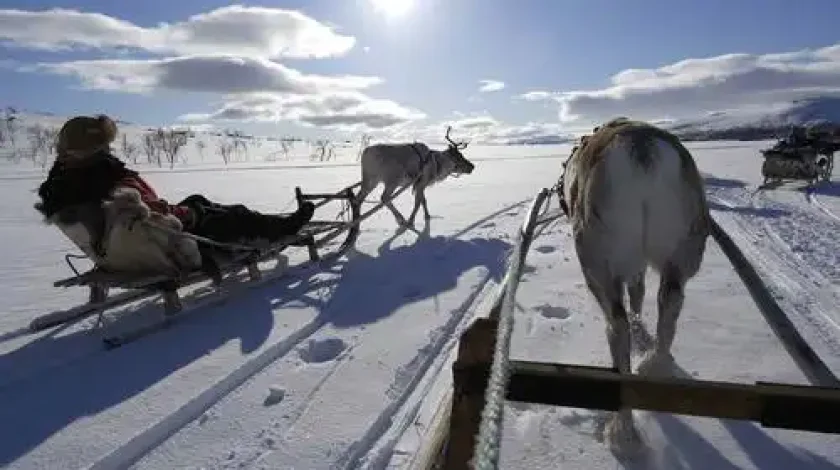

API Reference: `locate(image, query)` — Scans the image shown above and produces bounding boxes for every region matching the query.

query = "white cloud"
[179,91,426,131]
[520,42,840,126]
[372,113,573,145]
[478,79,505,93]
[32,55,382,94]
[0,5,355,59]
[518,90,559,101]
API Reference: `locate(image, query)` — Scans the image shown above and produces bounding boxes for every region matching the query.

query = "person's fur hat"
[56,114,118,161]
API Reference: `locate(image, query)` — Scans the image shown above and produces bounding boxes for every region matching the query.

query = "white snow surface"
[1,123,840,469]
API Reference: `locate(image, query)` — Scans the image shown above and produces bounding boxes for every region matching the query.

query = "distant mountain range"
[5,96,840,146]
[665,96,840,141]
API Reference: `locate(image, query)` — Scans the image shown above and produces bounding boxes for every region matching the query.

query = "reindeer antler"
[444,125,469,149]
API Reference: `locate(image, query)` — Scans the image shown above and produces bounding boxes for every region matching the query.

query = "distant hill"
[666,96,840,141]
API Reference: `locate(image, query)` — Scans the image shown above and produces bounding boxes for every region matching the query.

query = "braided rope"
[471,188,557,469]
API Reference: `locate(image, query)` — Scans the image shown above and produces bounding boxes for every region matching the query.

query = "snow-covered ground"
[1,129,839,469]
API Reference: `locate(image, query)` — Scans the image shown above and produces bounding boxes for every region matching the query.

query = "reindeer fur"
[356,136,474,227]
[48,187,202,277]
[560,117,711,454]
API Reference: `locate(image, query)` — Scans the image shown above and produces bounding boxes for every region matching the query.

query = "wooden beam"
[442,316,498,470]
[456,361,840,434]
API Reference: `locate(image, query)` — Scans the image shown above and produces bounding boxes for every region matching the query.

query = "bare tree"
[26,124,58,168]
[280,139,292,159]
[216,138,234,165]
[195,139,207,161]
[3,110,18,161]
[120,133,139,163]
[141,131,162,166]
[229,131,249,161]
[159,129,189,168]
[311,139,334,162]
[357,133,372,161]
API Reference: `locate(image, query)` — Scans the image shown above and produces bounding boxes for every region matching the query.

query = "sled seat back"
[50,203,109,264]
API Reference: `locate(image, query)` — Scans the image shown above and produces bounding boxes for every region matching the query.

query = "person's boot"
[263,202,315,242]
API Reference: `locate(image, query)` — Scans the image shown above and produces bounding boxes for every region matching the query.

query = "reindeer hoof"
[636,350,675,377]
[604,413,644,459]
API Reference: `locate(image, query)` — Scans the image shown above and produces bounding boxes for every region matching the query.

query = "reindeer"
[355,126,475,227]
[558,117,711,454]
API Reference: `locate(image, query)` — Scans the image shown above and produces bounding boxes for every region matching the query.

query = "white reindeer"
[558,117,711,455]
[355,126,475,227]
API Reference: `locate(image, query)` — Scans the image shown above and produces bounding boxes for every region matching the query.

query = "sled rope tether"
[471,188,559,470]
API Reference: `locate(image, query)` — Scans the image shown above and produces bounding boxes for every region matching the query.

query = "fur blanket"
[49,187,202,277]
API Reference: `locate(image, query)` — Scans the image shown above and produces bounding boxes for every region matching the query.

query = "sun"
[369,0,415,18]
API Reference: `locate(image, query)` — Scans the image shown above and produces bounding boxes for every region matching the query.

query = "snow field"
[0,137,839,469]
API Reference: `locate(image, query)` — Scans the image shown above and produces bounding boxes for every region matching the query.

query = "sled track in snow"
[805,186,840,224]
[706,186,840,380]
[83,199,531,470]
[751,187,840,284]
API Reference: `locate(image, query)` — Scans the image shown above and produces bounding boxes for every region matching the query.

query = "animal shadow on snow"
[619,361,840,470]
[272,224,512,328]
[797,179,840,199]
[0,257,349,466]
[703,174,747,190]
[0,225,511,466]
[703,174,789,219]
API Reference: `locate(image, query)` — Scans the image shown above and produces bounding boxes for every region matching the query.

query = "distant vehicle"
[760,126,840,186]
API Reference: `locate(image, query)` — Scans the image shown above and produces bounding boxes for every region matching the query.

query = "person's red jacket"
[117,175,191,225]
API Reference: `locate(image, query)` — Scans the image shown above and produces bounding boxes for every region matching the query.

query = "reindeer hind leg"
[638,227,707,376]
[576,233,642,456]
[407,185,431,226]
[582,269,643,456]
[627,270,655,354]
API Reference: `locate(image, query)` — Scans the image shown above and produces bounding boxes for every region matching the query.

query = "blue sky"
[1,0,839,142]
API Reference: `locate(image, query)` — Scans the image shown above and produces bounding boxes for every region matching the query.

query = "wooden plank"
[442,317,498,470]
[408,388,453,470]
[452,361,840,435]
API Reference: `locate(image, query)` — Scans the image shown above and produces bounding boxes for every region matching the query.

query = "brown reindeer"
[558,117,711,454]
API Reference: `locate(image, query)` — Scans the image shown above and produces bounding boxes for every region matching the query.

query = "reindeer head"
[442,126,474,175]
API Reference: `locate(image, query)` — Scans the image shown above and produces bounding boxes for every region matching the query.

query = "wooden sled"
[30,183,363,337]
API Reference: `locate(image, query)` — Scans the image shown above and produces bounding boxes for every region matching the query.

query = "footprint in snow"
[298,337,347,364]
[535,245,556,254]
[520,265,538,279]
[263,385,286,407]
[481,222,496,228]
[535,303,571,320]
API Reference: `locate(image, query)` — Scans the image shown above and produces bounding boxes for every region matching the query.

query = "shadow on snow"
[797,179,840,199]
[0,221,512,467]
[618,355,839,470]
[702,173,790,218]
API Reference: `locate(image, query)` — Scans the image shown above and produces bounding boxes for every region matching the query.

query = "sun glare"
[369,0,415,18]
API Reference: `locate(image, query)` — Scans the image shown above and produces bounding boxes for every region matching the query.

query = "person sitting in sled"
[34,114,316,277]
